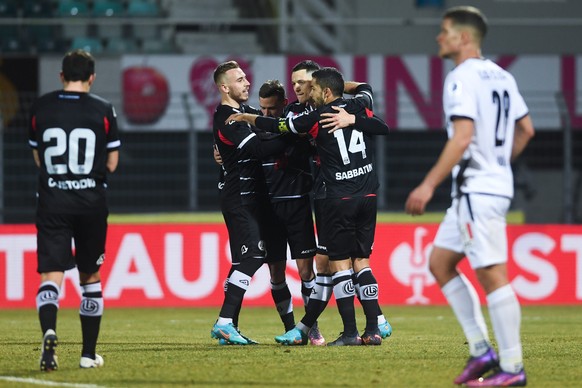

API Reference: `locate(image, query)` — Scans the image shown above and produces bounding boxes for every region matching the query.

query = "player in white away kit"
[405,6,534,387]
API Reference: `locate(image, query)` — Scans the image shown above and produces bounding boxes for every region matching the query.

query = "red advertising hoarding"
[1,224,580,308]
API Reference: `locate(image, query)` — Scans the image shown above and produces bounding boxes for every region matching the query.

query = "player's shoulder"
[86,92,113,107]
[242,103,261,115]
[284,101,310,116]
[33,90,61,108]
[342,96,367,115]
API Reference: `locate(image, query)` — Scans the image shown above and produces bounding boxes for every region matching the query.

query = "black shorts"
[222,202,267,265]
[318,196,377,261]
[36,209,108,274]
[266,197,316,262]
[313,198,328,255]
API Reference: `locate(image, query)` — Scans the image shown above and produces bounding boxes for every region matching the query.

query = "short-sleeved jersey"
[267,84,381,199]
[28,90,121,214]
[444,58,529,199]
[213,103,268,209]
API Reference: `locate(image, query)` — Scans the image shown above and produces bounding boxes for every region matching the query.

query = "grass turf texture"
[109,211,525,224]
[0,306,579,387]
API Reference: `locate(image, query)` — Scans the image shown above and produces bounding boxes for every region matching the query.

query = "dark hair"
[213,60,240,84]
[291,60,321,74]
[61,49,95,82]
[259,79,286,101]
[444,6,488,41]
[312,67,344,97]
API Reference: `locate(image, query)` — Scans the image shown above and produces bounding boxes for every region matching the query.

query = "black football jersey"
[256,85,384,199]
[258,102,315,202]
[213,103,291,209]
[28,90,120,213]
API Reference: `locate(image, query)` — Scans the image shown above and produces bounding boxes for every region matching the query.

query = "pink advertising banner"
[1,224,581,308]
[119,54,582,131]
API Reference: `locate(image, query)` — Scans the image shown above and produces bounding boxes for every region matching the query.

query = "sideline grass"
[109,211,525,224]
[0,305,579,387]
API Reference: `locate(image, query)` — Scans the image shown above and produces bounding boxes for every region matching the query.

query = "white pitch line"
[0,376,107,388]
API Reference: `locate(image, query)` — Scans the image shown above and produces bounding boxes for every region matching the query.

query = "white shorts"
[433,194,511,269]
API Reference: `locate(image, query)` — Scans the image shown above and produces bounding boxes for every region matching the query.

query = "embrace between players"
[211,60,392,347]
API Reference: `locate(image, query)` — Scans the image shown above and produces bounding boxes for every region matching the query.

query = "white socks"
[442,274,490,357]
[487,284,523,373]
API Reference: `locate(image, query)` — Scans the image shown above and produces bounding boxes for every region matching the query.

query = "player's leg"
[352,258,382,345]
[212,204,266,345]
[74,210,107,368]
[268,260,295,332]
[36,212,76,371]
[264,201,295,332]
[221,208,243,329]
[463,195,526,387]
[37,272,63,372]
[276,254,332,345]
[352,196,388,343]
[432,198,498,384]
[284,197,324,344]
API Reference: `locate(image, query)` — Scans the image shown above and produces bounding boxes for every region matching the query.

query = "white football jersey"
[443,58,529,199]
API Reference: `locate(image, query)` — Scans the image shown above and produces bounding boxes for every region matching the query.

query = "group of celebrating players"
[211,59,392,347]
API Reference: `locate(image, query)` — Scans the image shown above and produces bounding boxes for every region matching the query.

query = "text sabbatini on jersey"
[335,163,373,181]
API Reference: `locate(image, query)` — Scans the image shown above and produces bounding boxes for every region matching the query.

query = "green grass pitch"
[108,211,525,224]
[0,305,579,387]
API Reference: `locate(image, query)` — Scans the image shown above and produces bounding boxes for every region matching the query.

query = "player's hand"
[225,113,246,124]
[213,144,223,165]
[320,106,355,133]
[405,183,434,216]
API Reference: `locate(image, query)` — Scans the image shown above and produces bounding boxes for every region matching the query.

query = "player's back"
[444,58,529,198]
[29,90,118,213]
[315,96,379,199]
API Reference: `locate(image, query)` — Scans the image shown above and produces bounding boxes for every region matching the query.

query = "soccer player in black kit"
[28,49,120,370]
[211,61,291,345]
[227,67,389,346]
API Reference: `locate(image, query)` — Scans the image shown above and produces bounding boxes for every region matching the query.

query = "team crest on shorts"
[241,245,248,255]
[96,254,105,265]
[258,240,265,251]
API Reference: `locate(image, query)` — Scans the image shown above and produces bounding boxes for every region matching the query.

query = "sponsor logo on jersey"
[48,177,96,190]
[335,163,373,181]
[96,254,105,265]
[217,182,225,190]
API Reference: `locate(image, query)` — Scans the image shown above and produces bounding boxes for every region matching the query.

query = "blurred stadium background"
[0,0,581,224]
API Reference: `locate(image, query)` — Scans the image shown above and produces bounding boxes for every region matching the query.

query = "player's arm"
[405,118,473,215]
[320,106,389,135]
[343,81,366,95]
[107,150,119,173]
[32,149,40,168]
[213,144,223,165]
[240,132,291,159]
[511,114,535,161]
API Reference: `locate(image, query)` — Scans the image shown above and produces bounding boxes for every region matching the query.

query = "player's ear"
[219,83,229,94]
[88,73,96,86]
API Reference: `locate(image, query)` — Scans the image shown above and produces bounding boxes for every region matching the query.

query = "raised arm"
[320,106,389,135]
